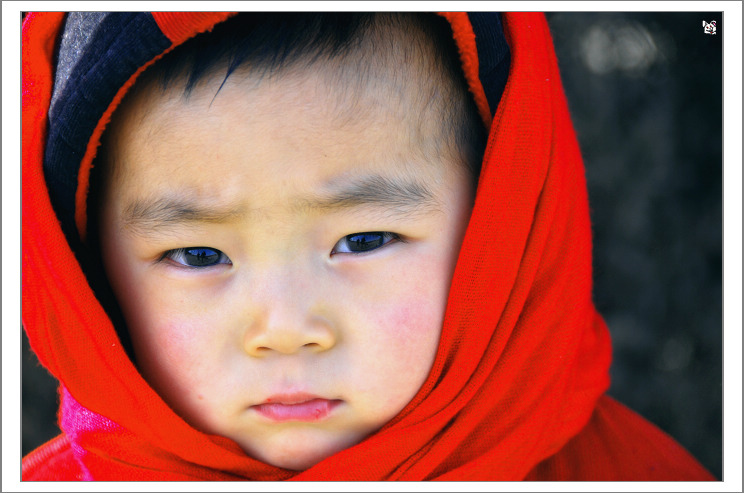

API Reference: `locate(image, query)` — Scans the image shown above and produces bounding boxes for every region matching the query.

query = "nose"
[241,270,337,357]
[244,317,337,357]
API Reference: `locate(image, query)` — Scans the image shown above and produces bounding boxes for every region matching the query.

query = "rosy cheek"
[154,315,221,367]
[358,296,442,415]
[384,303,440,339]
[128,309,209,381]
[374,294,444,370]
[132,318,223,415]
[370,254,451,352]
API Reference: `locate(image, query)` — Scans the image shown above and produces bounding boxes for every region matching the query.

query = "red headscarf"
[22,12,713,480]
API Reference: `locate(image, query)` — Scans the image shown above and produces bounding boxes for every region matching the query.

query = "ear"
[712,21,716,27]
[702,20,706,26]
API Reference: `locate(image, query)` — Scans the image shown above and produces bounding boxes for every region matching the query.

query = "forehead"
[104,41,459,188]
[101,56,464,223]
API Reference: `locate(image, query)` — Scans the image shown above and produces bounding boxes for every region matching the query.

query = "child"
[21,12,714,480]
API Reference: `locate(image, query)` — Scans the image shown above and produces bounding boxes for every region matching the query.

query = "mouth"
[251,393,342,422]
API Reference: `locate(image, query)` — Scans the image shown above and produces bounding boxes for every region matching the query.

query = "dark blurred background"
[21,12,723,479]
[546,12,722,479]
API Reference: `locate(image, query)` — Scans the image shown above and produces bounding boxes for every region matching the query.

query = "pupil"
[186,248,219,266]
[348,233,383,251]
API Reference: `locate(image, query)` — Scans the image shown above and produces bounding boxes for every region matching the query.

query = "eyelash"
[161,231,401,268]
[331,232,401,255]
[161,247,232,268]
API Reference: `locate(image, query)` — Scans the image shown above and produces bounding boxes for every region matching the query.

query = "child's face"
[99,65,474,470]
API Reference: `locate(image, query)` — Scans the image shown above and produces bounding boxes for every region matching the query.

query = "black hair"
[156,13,376,94]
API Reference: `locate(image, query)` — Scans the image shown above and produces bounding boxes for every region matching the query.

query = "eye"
[331,232,400,255]
[162,247,231,268]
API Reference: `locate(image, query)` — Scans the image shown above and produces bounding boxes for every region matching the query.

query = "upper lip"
[257,392,329,406]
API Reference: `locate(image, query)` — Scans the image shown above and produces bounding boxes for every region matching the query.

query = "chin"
[240,431,362,471]
[250,444,333,471]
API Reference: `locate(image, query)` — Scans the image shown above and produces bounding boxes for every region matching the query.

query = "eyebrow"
[299,174,439,214]
[121,195,246,237]
[120,174,440,238]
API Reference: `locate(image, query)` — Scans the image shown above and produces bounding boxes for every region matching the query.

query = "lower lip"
[252,399,341,422]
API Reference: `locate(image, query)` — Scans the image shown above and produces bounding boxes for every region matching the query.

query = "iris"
[333,232,399,254]
[164,247,229,267]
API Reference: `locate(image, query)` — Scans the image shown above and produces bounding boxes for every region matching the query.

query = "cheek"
[129,307,205,384]
[376,295,443,346]
[125,304,237,431]
[380,249,453,336]
[379,303,442,377]
[358,254,451,389]
[351,289,444,416]
[113,277,228,398]
[133,290,230,364]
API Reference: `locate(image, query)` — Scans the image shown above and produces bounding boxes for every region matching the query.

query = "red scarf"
[22,12,713,480]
